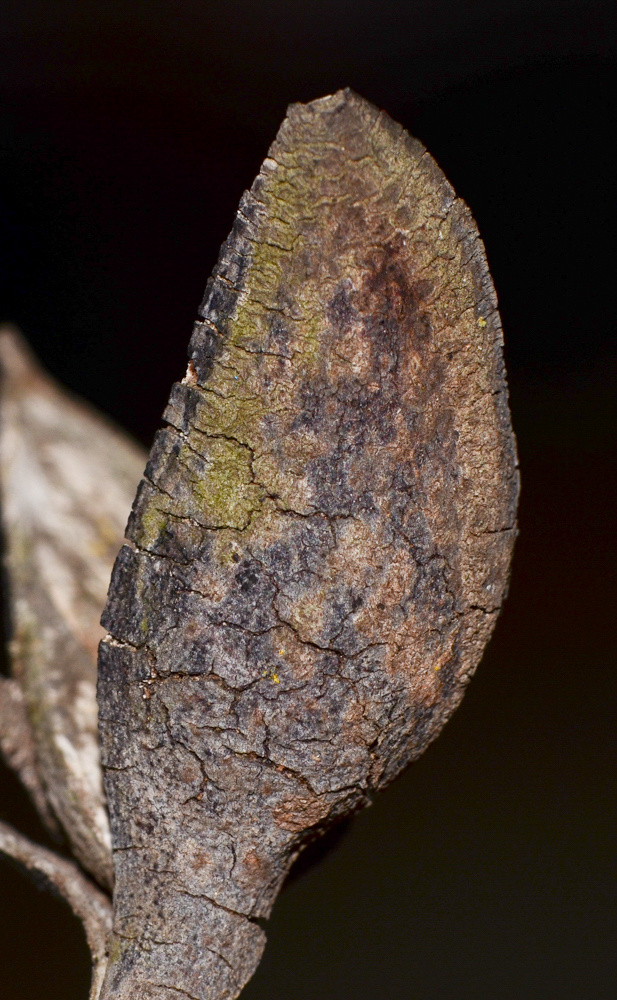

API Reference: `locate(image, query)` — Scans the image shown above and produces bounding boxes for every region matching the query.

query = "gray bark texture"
[0,325,147,999]
[98,90,518,1000]
[0,326,145,888]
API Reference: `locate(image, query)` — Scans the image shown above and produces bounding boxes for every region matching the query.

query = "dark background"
[1,2,616,997]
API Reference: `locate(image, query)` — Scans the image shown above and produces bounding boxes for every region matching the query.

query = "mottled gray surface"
[99,90,518,999]
[0,327,146,888]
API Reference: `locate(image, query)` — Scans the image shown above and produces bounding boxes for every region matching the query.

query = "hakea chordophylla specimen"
[0,90,518,1000]
[98,90,518,1000]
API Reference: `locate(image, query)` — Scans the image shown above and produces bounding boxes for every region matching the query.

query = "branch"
[0,325,146,888]
[0,819,112,1000]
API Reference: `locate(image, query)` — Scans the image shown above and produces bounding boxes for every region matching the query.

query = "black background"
[1,2,616,997]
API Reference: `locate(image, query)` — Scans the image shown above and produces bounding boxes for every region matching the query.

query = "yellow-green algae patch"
[187,436,263,530]
[200,155,341,462]
[147,434,265,534]
[134,499,170,552]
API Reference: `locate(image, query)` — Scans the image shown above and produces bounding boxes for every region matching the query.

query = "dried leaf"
[0,326,146,887]
[99,90,519,999]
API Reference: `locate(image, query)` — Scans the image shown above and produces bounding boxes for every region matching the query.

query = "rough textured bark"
[0,819,112,1000]
[99,90,518,1000]
[0,326,146,888]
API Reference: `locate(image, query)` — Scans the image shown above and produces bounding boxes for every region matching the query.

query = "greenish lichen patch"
[186,435,264,530]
